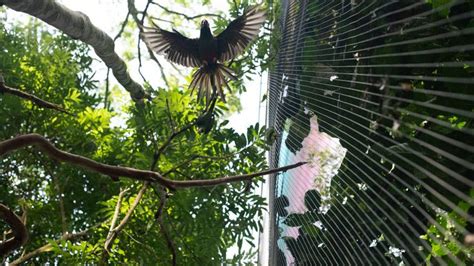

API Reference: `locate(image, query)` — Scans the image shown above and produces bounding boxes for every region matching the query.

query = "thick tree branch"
[0,134,172,187]
[0,134,306,189]
[0,76,70,115]
[0,204,28,258]
[0,0,145,101]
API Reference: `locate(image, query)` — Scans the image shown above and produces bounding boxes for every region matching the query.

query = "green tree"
[0,0,294,264]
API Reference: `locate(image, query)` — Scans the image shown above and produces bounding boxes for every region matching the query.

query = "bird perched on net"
[141,5,266,105]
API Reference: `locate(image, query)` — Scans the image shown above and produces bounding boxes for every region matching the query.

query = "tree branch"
[156,188,176,266]
[55,178,68,235]
[0,76,70,115]
[0,204,28,258]
[10,224,99,265]
[128,0,170,88]
[154,97,218,163]
[103,183,148,253]
[0,134,306,189]
[104,188,129,253]
[0,134,173,187]
[0,0,146,101]
[151,2,224,20]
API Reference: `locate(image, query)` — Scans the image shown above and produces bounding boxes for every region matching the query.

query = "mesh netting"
[267,0,474,264]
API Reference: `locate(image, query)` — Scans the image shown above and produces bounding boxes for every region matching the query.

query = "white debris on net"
[370,234,385,248]
[369,239,378,247]
[313,220,324,230]
[330,75,338,81]
[354,52,360,62]
[387,246,406,258]
[357,183,368,191]
[342,196,348,205]
[323,90,335,96]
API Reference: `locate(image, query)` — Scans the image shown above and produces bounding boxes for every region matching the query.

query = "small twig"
[113,11,131,42]
[0,77,70,115]
[42,163,68,235]
[140,0,153,25]
[162,149,247,177]
[0,204,28,258]
[148,16,173,24]
[128,0,170,88]
[158,214,176,265]
[154,97,217,161]
[57,182,67,235]
[162,155,199,177]
[104,68,111,110]
[151,2,224,20]
[165,99,176,132]
[10,223,99,265]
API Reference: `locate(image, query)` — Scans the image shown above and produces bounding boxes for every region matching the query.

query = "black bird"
[141,5,266,104]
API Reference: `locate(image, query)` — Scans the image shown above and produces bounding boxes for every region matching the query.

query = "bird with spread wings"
[141,5,266,104]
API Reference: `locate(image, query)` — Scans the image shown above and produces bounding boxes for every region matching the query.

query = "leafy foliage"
[0,0,274,263]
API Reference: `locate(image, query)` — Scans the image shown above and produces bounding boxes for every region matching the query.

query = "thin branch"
[161,151,239,177]
[148,16,173,24]
[139,0,153,25]
[10,224,99,265]
[162,155,199,177]
[113,11,131,42]
[128,0,170,88]
[151,2,224,20]
[56,181,67,235]
[41,163,68,235]
[104,188,129,250]
[0,77,70,115]
[165,99,176,132]
[154,97,217,161]
[103,183,148,253]
[0,0,146,101]
[0,134,306,189]
[0,204,28,258]
[104,68,111,110]
[150,185,177,265]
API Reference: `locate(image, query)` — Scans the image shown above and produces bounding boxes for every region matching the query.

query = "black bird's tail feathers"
[189,63,237,105]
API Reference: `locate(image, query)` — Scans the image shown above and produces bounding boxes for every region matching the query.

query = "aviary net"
[267,0,473,264]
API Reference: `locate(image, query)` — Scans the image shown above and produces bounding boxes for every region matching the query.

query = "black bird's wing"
[216,5,266,62]
[141,25,201,67]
